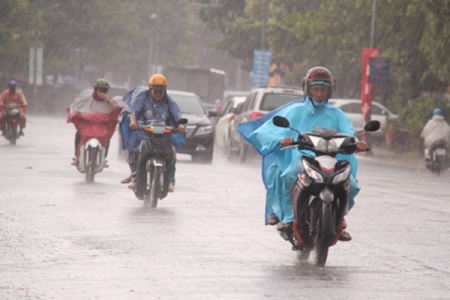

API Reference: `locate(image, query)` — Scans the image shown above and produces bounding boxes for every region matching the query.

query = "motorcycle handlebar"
[281,141,369,154]
[0,104,26,109]
[135,125,184,134]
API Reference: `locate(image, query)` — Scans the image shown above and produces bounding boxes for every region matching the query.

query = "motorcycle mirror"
[177,118,188,125]
[364,120,381,132]
[273,116,290,128]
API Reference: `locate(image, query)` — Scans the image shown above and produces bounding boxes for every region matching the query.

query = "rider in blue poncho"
[238,67,368,241]
[118,74,186,193]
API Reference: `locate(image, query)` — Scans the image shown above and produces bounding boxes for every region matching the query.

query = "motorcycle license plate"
[436,148,446,155]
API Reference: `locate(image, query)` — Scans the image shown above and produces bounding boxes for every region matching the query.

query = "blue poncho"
[238,97,360,224]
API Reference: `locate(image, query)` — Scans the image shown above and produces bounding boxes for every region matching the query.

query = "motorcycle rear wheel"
[315,204,334,267]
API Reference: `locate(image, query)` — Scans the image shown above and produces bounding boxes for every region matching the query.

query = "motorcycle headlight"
[301,159,323,183]
[332,164,352,184]
[316,138,338,153]
[195,125,213,136]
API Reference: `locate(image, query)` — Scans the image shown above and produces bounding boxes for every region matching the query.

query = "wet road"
[1,116,450,299]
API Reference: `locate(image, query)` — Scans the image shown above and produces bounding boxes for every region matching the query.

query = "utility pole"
[261,0,266,49]
[154,0,161,73]
[370,0,377,48]
[33,0,39,103]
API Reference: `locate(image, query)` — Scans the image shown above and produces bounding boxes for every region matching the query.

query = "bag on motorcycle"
[134,138,174,199]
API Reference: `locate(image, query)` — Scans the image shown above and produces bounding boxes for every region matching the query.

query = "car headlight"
[195,125,213,136]
[301,158,323,183]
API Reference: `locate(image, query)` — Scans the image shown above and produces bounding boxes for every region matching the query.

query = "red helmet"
[302,66,335,98]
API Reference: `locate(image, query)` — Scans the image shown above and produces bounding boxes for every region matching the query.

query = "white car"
[228,86,305,162]
[328,98,398,138]
[214,96,246,149]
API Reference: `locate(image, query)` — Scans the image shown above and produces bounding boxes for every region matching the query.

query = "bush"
[397,94,450,136]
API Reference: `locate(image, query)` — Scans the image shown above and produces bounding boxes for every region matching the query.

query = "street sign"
[369,57,390,84]
[251,49,272,89]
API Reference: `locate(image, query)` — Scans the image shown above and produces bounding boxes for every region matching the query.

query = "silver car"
[228,86,304,162]
[328,98,398,138]
[214,96,246,149]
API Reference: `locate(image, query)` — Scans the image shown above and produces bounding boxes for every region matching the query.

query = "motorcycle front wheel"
[85,147,98,183]
[314,203,334,267]
[9,123,18,145]
[144,165,162,208]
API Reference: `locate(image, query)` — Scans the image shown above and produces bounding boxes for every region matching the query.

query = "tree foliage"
[0,0,214,86]
[198,0,450,139]
[0,0,33,77]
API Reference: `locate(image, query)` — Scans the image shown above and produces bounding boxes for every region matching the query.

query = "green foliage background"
[198,0,450,140]
[1,0,450,139]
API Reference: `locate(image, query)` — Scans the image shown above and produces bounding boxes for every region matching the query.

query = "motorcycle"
[134,118,188,208]
[272,116,380,267]
[76,138,107,183]
[1,103,23,145]
[426,139,447,175]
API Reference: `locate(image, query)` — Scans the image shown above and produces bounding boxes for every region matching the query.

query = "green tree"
[0,0,33,77]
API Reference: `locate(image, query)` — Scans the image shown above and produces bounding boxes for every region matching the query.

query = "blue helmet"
[8,80,17,88]
[433,108,443,116]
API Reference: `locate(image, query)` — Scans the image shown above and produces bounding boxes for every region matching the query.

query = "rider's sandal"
[128,182,136,190]
[342,218,347,229]
[268,213,280,225]
[168,182,175,193]
[71,158,78,166]
[121,176,132,184]
[339,230,352,241]
[276,222,293,231]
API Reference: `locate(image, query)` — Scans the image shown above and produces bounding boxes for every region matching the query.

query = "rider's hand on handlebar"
[177,124,186,133]
[355,141,368,152]
[279,137,294,147]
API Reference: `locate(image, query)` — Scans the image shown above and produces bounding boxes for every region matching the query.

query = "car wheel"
[192,151,213,164]
[226,132,237,161]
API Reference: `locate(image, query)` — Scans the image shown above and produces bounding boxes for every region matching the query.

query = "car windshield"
[170,94,206,115]
[260,93,303,111]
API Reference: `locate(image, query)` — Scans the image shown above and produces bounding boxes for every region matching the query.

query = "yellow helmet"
[148,74,167,90]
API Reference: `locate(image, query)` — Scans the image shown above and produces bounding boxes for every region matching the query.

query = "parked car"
[328,98,398,139]
[214,96,246,149]
[228,86,304,162]
[167,90,217,163]
[222,90,251,106]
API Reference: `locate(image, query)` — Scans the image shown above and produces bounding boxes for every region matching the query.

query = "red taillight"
[228,114,237,123]
[250,112,265,119]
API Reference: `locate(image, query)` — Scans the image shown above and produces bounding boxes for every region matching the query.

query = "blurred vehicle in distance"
[215,96,246,150]
[328,98,398,139]
[163,66,226,111]
[168,90,217,164]
[222,90,251,106]
[228,86,304,162]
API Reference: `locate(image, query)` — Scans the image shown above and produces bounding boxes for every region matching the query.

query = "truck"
[162,66,226,110]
